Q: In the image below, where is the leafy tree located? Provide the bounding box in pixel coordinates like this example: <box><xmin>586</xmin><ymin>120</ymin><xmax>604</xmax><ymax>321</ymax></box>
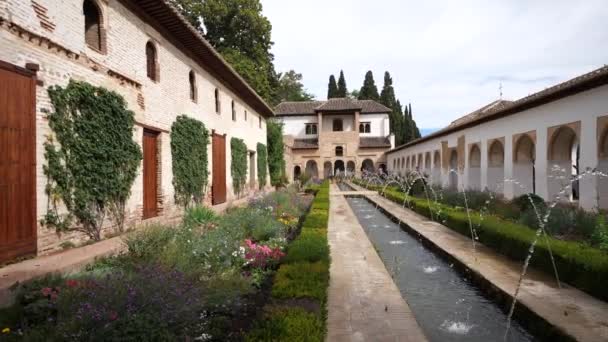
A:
<box><xmin>349</xmin><ymin>89</ymin><xmax>360</xmax><ymax>99</ymax></box>
<box><xmin>267</xmin><ymin>120</ymin><xmax>286</xmax><ymax>187</ymax></box>
<box><xmin>358</xmin><ymin>71</ymin><xmax>380</xmax><ymax>101</ymax></box>
<box><xmin>327</xmin><ymin>75</ymin><xmax>338</xmax><ymax>99</ymax></box>
<box><xmin>276</xmin><ymin>70</ymin><xmax>314</xmax><ymax>102</ymax></box>
<box><xmin>337</xmin><ymin>70</ymin><xmax>348</xmax><ymax>97</ymax></box>
<box><xmin>170</xmin><ymin>115</ymin><xmax>209</xmax><ymax>208</ymax></box>
<box><xmin>42</xmin><ymin>80</ymin><xmax>142</xmax><ymax>240</ymax></box>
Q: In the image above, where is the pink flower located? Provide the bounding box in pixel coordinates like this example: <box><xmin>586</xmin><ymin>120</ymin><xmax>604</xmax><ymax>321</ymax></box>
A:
<box><xmin>41</xmin><ymin>287</ymin><xmax>53</xmax><ymax>297</ymax></box>
<box><xmin>65</xmin><ymin>279</ymin><xmax>79</xmax><ymax>288</ymax></box>
<box><xmin>108</xmin><ymin>311</ymin><xmax>118</xmax><ymax>321</ymax></box>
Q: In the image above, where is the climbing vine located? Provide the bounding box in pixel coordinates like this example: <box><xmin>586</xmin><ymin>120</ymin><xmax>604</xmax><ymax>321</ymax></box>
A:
<box><xmin>170</xmin><ymin>115</ymin><xmax>210</xmax><ymax>208</ymax></box>
<box><xmin>256</xmin><ymin>143</ymin><xmax>268</xmax><ymax>189</ymax></box>
<box><xmin>230</xmin><ymin>137</ymin><xmax>248</xmax><ymax>197</ymax></box>
<box><xmin>267</xmin><ymin>119</ymin><xmax>286</xmax><ymax>187</ymax></box>
<box><xmin>42</xmin><ymin>80</ymin><xmax>142</xmax><ymax>240</ymax></box>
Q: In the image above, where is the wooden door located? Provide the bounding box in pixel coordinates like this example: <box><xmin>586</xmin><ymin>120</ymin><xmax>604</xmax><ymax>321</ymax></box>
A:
<box><xmin>0</xmin><ymin>62</ymin><xmax>37</xmax><ymax>263</ymax></box>
<box><xmin>212</xmin><ymin>133</ymin><xmax>227</xmax><ymax>205</ymax></box>
<box><xmin>143</xmin><ymin>129</ymin><xmax>159</xmax><ymax>219</ymax></box>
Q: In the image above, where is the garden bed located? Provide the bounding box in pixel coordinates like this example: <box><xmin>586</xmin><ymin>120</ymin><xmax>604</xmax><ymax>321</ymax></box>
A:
<box><xmin>0</xmin><ymin>187</ymin><xmax>314</xmax><ymax>341</ymax></box>
<box><xmin>352</xmin><ymin>179</ymin><xmax>608</xmax><ymax>302</ymax></box>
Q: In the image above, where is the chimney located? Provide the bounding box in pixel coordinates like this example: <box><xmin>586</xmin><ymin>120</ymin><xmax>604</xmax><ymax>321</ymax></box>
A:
<box><xmin>389</xmin><ymin>133</ymin><xmax>395</xmax><ymax>149</ymax></box>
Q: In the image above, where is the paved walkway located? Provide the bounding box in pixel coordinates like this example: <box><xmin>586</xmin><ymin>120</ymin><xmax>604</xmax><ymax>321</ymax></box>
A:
<box><xmin>348</xmin><ymin>182</ymin><xmax>608</xmax><ymax>342</ymax></box>
<box><xmin>326</xmin><ymin>184</ymin><xmax>427</xmax><ymax>342</ymax></box>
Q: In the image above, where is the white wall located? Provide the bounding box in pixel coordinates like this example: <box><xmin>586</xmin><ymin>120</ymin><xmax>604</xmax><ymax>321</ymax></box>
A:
<box><xmin>281</xmin><ymin>115</ymin><xmax>318</xmax><ymax>138</ymax></box>
<box><xmin>322</xmin><ymin>114</ymin><xmax>354</xmax><ymax>132</ymax></box>
<box><xmin>359</xmin><ymin>113</ymin><xmax>389</xmax><ymax>137</ymax></box>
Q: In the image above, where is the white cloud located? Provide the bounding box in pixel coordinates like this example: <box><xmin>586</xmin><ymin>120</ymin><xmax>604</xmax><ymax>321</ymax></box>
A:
<box><xmin>261</xmin><ymin>0</ymin><xmax>608</xmax><ymax>128</ymax></box>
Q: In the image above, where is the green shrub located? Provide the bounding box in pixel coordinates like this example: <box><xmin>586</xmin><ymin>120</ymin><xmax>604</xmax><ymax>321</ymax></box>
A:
<box><xmin>272</xmin><ymin>261</ymin><xmax>329</xmax><ymax>302</ymax></box>
<box><xmin>246</xmin><ymin>307</ymin><xmax>325</xmax><ymax>342</ymax></box>
<box><xmin>183</xmin><ymin>205</ymin><xmax>217</xmax><ymax>228</ymax></box>
<box><xmin>511</xmin><ymin>193</ymin><xmax>545</xmax><ymax>212</ymax></box>
<box><xmin>302</xmin><ymin>211</ymin><xmax>329</xmax><ymax>229</ymax></box>
<box><xmin>124</xmin><ymin>224</ymin><xmax>176</xmax><ymax>261</ymax></box>
<box><xmin>592</xmin><ymin>215</ymin><xmax>608</xmax><ymax>251</ymax></box>
<box><xmin>284</xmin><ymin>232</ymin><xmax>329</xmax><ymax>264</ymax></box>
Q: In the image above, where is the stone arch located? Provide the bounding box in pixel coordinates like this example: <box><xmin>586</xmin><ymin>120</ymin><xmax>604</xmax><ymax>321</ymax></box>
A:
<box><xmin>417</xmin><ymin>153</ymin><xmax>423</xmax><ymax>169</ymax></box>
<box><xmin>293</xmin><ymin>165</ymin><xmax>301</xmax><ymax>180</ymax></box>
<box><xmin>334</xmin><ymin>160</ymin><xmax>345</xmax><ymax>175</ymax></box>
<box><xmin>401</xmin><ymin>157</ymin><xmax>405</xmax><ymax>170</ymax></box>
<box><xmin>425</xmin><ymin>152</ymin><xmax>431</xmax><ymax>170</ymax></box>
<box><xmin>513</xmin><ymin>134</ymin><xmax>536</xmax><ymax>196</ymax></box>
<box><xmin>432</xmin><ymin>150</ymin><xmax>441</xmax><ymax>184</ymax></box>
<box><xmin>548</xmin><ymin>126</ymin><xmax>579</xmax><ymax>201</ymax></box>
<box><xmin>347</xmin><ymin>161</ymin><xmax>356</xmax><ymax>173</ymax></box>
<box><xmin>449</xmin><ymin>149</ymin><xmax>458</xmax><ymax>190</ymax></box>
<box><xmin>323</xmin><ymin>161</ymin><xmax>332</xmax><ymax>178</ymax></box>
<box><xmin>361</xmin><ymin>159</ymin><xmax>374</xmax><ymax>173</ymax></box>
<box><xmin>393</xmin><ymin>158</ymin><xmax>396</xmax><ymax>170</ymax></box>
<box><xmin>305</xmin><ymin>160</ymin><xmax>318</xmax><ymax>179</ymax></box>
<box><xmin>83</xmin><ymin>0</ymin><xmax>106</xmax><ymax>53</ymax></box>
<box><xmin>406</xmin><ymin>156</ymin><xmax>410</xmax><ymax>170</ymax></box>
<box><xmin>468</xmin><ymin>144</ymin><xmax>481</xmax><ymax>190</ymax></box>
<box><xmin>487</xmin><ymin>140</ymin><xmax>505</xmax><ymax>194</ymax></box>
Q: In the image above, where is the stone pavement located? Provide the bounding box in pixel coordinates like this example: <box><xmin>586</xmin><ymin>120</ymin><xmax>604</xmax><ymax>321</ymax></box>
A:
<box><xmin>326</xmin><ymin>184</ymin><xmax>428</xmax><ymax>342</ymax></box>
<box><xmin>348</xmin><ymin>182</ymin><xmax>608</xmax><ymax>342</ymax></box>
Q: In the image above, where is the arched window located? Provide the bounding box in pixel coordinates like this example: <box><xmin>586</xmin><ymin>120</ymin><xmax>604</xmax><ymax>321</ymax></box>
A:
<box><xmin>231</xmin><ymin>100</ymin><xmax>236</xmax><ymax>121</ymax></box>
<box><xmin>359</xmin><ymin>122</ymin><xmax>371</xmax><ymax>133</ymax></box>
<box><xmin>244</xmin><ymin>110</ymin><xmax>248</xmax><ymax>121</ymax></box>
<box><xmin>333</xmin><ymin>119</ymin><xmax>343</xmax><ymax>132</ymax></box>
<box><xmin>146</xmin><ymin>41</ymin><xmax>158</xmax><ymax>81</ymax></box>
<box><xmin>335</xmin><ymin>146</ymin><xmax>343</xmax><ymax>156</ymax></box>
<box><xmin>214</xmin><ymin>88</ymin><xmax>221</xmax><ymax>114</ymax></box>
<box><xmin>83</xmin><ymin>0</ymin><xmax>103</xmax><ymax>52</ymax></box>
<box><xmin>189</xmin><ymin>70</ymin><xmax>197</xmax><ymax>102</ymax></box>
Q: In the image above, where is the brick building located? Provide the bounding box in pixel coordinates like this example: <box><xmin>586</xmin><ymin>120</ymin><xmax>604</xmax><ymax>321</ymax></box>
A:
<box><xmin>0</xmin><ymin>0</ymin><xmax>273</xmax><ymax>261</ymax></box>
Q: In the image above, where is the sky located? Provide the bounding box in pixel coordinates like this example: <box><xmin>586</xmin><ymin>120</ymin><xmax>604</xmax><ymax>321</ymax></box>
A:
<box><xmin>260</xmin><ymin>0</ymin><xmax>608</xmax><ymax>131</ymax></box>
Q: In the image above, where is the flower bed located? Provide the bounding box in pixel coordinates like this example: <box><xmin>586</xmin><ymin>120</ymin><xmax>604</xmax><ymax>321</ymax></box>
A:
<box><xmin>246</xmin><ymin>180</ymin><xmax>330</xmax><ymax>341</ymax></box>
<box><xmin>0</xmin><ymin>187</ymin><xmax>312</xmax><ymax>340</ymax></box>
<box><xmin>352</xmin><ymin>179</ymin><xmax>608</xmax><ymax>302</ymax></box>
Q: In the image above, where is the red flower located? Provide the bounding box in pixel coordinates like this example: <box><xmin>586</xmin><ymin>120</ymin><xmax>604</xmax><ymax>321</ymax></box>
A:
<box><xmin>41</xmin><ymin>287</ymin><xmax>53</xmax><ymax>297</ymax></box>
<box><xmin>108</xmin><ymin>311</ymin><xmax>118</xmax><ymax>321</ymax></box>
<box><xmin>65</xmin><ymin>279</ymin><xmax>79</xmax><ymax>288</ymax></box>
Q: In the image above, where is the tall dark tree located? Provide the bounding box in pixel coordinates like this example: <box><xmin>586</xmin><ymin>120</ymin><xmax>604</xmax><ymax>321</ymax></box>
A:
<box><xmin>276</xmin><ymin>70</ymin><xmax>314</xmax><ymax>102</ymax></box>
<box><xmin>380</xmin><ymin>72</ymin><xmax>398</xmax><ymax>135</ymax></box>
<box><xmin>327</xmin><ymin>75</ymin><xmax>338</xmax><ymax>99</ymax></box>
<box><xmin>337</xmin><ymin>70</ymin><xmax>348</xmax><ymax>98</ymax></box>
<box><xmin>358</xmin><ymin>71</ymin><xmax>380</xmax><ymax>101</ymax></box>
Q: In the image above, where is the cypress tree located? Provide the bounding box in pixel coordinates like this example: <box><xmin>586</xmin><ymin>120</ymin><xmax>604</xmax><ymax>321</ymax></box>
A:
<box><xmin>380</xmin><ymin>72</ymin><xmax>401</xmax><ymax>140</ymax></box>
<box><xmin>337</xmin><ymin>70</ymin><xmax>348</xmax><ymax>97</ymax></box>
<box><xmin>327</xmin><ymin>75</ymin><xmax>338</xmax><ymax>99</ymax></box>
<box><xmin>358</xmin><ymin>71</ymin><xmax>379</xmax><ymax>101</ymax></box>
<box><xmin>402</xmin><ymin>104</ymin><xmax>412</xmax><ymax>143</ymax></box>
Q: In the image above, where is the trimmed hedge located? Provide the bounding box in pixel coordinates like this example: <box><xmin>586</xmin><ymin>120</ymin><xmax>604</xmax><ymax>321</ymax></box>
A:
<box><xmin>247</xmin><ymin>181</ymin><xmax>330</xmax><ymax>340</ymax></box>
<box><xmin>353</xmin><ymin>179</ymin><xmax>608</xmax><ymax>302</ymax></box>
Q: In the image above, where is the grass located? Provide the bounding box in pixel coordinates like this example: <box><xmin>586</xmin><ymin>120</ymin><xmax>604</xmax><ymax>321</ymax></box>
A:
<box><xmin>354</xmin><ymin>179</ymin><xmax>608</xmax><ymax>302</ymax></box>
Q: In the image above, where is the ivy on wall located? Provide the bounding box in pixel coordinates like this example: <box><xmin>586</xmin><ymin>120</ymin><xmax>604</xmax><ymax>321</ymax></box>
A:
<box><xmin>42</xmin><ymin>80</ymin><xmax>142</xmax><ymax>240</ymax></box>
<box><xmin>267</xmin><ymin>120</ymin><xmax>287</xmax><ymax>187</ymax></box>
<box><xmin>256</xmin><ymin>143</ymin><xmax>268</xmax><ymax>189</ymax></box>
<box><xmin>170</xmin><ymin>115</ymin><xmax>210</xmax><ymax>208</ymax></box>
<box><xmin>230</xmin><ymin>137</ymin><xmax>248</xmax><ymax>197</ymax></box>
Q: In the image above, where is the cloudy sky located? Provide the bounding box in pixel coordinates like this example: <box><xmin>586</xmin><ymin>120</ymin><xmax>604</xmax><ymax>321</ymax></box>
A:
<box><xmin>261</xmin><ymin>0</ymin><xmax>608</xmax><ymax>132</ymax></box>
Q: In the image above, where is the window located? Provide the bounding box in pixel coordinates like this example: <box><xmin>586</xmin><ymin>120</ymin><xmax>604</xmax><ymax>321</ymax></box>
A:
<box><xmin>83</xmin><ymin>0</ymin><xmax>103</xmax><ymax>52</ymax></box>
<box><xmin>146</xmin><ymin>41</ymin><xmax>158</xmax><ymax>81</ymax></box>
<box><xmin>231</xmin><ymin>100</ymin><xmax>236</xmax><ymax>121</ymax></box>
<box><xmin>332</xmin><ymin>119</ymin><xmax>343</xmax><ymax>132</ymax></box>
<box><xmin>189</xmin><ymin>70</ymin><xmax>197</xmax><ymax>102</ymax></box>
<box><xmin>259</xmin><ymin>116</ymin><xmax>262</xmax><ymax>128</ymax></box>
<box><xmin>305</xmin><ymin>123</ymin><xmax>318</xmax><ymax>135</ymax></box>
<box><xmin>359</xmin><ymin>122</ymin><xmax>371</xmax><ymax>133</ymax></box>
<box><xmin>244</xmin><ymin>110</ymin><xmax>248</xmax><ymax>121</ymax></box>
<box><xmin>214</xmin><ymin>88</ymin><xmax>220</xmax><ymax>114</ymax></box>
<box><xmin>335</xmin><ymin>146</ymin><xmax>344</xmax><ymax>157</ymax></box>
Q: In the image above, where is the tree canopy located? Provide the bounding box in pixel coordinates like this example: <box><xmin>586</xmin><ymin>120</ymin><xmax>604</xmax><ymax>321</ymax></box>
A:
<box><xmin>358</xmin><ymin>71</ymin><xmax>380</xmax><ymax>101</ymax></box>
<box><xmin>327</xmin><ymin>75</ymin><xmax>338</xmax><ymax>99</ymax></box>
<box><xmin>337</xmin><ymin>70</ymin><xmax>348</xmax><ymax>98</ymax></box>
<box><xmin>276</xmin><ymin>70</ymin><xmax>315</xmax><ymax>103</ymax></box>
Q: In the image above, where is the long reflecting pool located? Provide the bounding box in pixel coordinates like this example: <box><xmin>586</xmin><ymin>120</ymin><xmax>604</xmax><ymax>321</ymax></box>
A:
<box><xmin>345</xmin><ymin>196</ymin><xmax>535</xmax><ymax>342</ymax></box>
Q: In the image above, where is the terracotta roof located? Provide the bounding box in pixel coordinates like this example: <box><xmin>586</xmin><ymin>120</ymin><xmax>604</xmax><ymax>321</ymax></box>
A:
<box><xmin>292</xmin><ymin>138</ymin><xmax>319</xmax><ymax>149</ymax></box>
<box><xmin>275</xmin><ymin>98</ymin><xmax>391</xmax><ymax>116</ymax></box>
<box><xmin>360</xmin><ymin>137</ymin><xmax>391</xmax><ymax>148</ymax></box>
<box><xmin>118</xmin><ymin>0</ymin><xmax>274</xmax><ymax>117</ymax></box>
<box><xmin>388</xmin><ymin>64</ymin><xmax>608</xmax><ymax>154</ymax></box>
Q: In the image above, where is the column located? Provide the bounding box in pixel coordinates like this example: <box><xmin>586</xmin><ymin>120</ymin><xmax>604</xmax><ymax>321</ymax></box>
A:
<box><xmin>579</xmin><ymin>117</ymin><xmax>598</xmax><ymax>210</ymax></box>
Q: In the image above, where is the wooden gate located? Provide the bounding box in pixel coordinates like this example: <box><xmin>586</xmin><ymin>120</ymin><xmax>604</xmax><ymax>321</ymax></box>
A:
<box><xmin>212</xmin><ymin>132</ymin><xmax>227</xmax><ymax>205</ymax></box>
<box><xmin>0</xmin><ymin>61</ymin><xmax>37</xmax><ymax>263</ymax></box>
<box><xmin>143</xmin><ymin>129</ymin><xmax>159</xmax><ymax>219</ymax></box>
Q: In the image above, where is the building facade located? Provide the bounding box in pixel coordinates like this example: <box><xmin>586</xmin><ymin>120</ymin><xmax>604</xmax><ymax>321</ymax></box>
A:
<box><xmin>385</xmin><ymin>66</ymin><xmax>608</xmax><ymax>211</ymax></box>
<box><xmin>0</xmin><ymin>0</ymin><xmax>273</xmax><ymax>261</ymax></box>
<box><xmin>276</xmin><ymin>98</ymin><xmax>394</xmax><ymax>181</ymax></box>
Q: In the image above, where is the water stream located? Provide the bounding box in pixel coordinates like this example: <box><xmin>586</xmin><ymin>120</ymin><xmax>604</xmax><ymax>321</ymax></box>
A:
<box><xmin>344</xmin><ymin>194</ymin><xmax>536</xmax><ymax>342</ymax></box>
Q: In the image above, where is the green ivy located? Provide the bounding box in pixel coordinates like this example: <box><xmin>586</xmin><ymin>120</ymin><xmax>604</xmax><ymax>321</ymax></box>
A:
<box><xmin>42</xmin><ymin>80</ymin><xmax>142</xmax><ymax>240</ymax></box>
<box><xmin>256</xmin><ymin>143</ymin><xmax>268</xmax><ymax>189</ymax></box>
<box><xmin>267</xmin><ymin>120</ymin><xmax>286</xmax><ymax>187</ymax></box>
<box><xmin>170</xmin><ymin>115</ymin><xmax>210</xmax><ymax>208</ymax></box>
<box><xmin>230</xmin><ymin>137</ymin><xmax>248</xmax><ymax>197</ymax></box>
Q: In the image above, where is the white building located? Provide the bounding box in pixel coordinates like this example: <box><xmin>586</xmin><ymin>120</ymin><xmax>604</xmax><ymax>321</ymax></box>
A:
<box><xmin>0</xmin><ymin>0</ymin><xmax>273</xmax><ymax>260</ymax></box>
<box><xmin>386</xmin><ymin>66</ymin><xmax>608</xmax><ymax>211</ymax></box>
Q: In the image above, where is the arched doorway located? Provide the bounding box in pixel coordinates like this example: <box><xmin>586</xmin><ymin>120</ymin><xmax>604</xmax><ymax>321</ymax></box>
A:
<box><xmin>347</xmin><ymin>161</ymin><xmax>356</xmax><ymax>173</ymax></box>
<box><xmin>305</xmin><ymin>160</ymin><xmax>318</xmax><ymax>179</ymax></box>
<box><xmin>432</xmin><ymin>150</ymin><xmax>441</xmax><ymax>184</ymax></box>
<box><xmin>468</xmin><ymin>145</ymin><xmax>481</xmax><ymax>190</ymax></box>
<box><xmin>449</xmin><ymin>150</ymin><xmax>458</xmax><ymax>190</ymax></box>
<box><xmin>548</xmin><ymin>126</ymin><xmax>579</xmax><ymax>201</ymax></box>
<box><xmin>513</xmin><ymin>134</ymin><xmax>535</xmax><ymax>196</ymax></box>
<box><xmin>334</xmin><ymin>160</ymin><xmax>345</xmax><ymax>175</ymax></box>
<box><xmin>293</xmin><ymin>165</ymin><xmax>301</xmax><ymax>181</ymax></box>
<box><xmin>379</xmin><ymin>164</ymin><xmax>387</xmax><ymax>174</ymax></box>
<box><xmin>487</xmin><ymin>140</ymin><xmax>505</xmax><ymax>194</ymax></box>
<box><xmin>425</xmin><ymin>152</ymin><xmax>431</xmax><ymax>173</ymax></box>
<box><xmin>599</xmin><ymin>127</ymin><xmax>608</xmax><ymax>209</ymax></box>
<box><xmin>361</xmin><ymin>159</ymin><xmax>374</xmax><ymax>173</ymax></box>
<box><xmin>406</xmin><ymin>156</ymin><xmax>410</xmax><ymax>171</ymax></box>
<box><xmin>323</xmin><ymin>161</ymin><xmax>333</xmax><ymax>179</ymax></box>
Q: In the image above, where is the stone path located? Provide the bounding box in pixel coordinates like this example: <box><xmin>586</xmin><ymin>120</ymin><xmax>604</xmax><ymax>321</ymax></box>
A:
<box><xmin>348</xmin><ymin>182</ymin><xmax>608</xmax><ymax>342</ymax></box>
<box><xmin>326</xmin><ymin>184</ymin><xmax>427</xmax><ymax>342</ymax></box>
